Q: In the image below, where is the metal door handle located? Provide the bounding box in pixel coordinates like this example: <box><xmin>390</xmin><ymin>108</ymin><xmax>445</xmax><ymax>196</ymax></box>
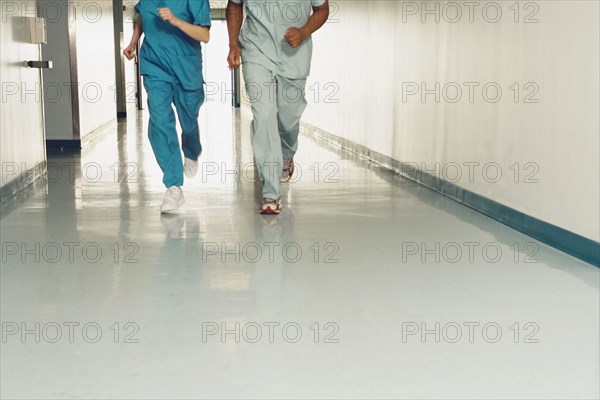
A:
<box><xmin>26</xmin><ymin>61</ymin><xmax>53</xmax><ymax>69</ymax></box>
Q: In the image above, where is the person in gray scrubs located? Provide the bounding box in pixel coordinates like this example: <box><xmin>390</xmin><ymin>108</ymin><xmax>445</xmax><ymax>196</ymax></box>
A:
<box><xmin>226</xmin><ymin>0</ymin><xmax>329</xmax><ymax>215</ymax></box>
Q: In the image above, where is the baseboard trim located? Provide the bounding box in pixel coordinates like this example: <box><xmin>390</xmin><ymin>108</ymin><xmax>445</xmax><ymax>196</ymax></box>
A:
<box><xmin>81</xmin><ymin>119</ymin><xmax>118</xmax><ymax>149</ymax></box>
<box><xmin>46</xmin><ymin>119</ymin><xmax>118</xmax><ymax>150</ymax></box>
<box><xmin>46</xmin><ymin>140</ymin><xmax>81</xmax><ymax>149</ymax></box>
<box><xmin>0</xmin><ymin>161</ymin><xmax>47</xmax><ymax>204</ymax></box>
<box><xmin>301</xmin><ymin>122</ymin><xmax>600</xmax><ymax>268</ymax></box>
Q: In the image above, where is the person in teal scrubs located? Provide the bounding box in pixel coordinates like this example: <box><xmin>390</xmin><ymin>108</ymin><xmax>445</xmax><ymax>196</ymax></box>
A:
<box><xmin>124</xmin><ymin>0</ymin><xmax>211</xmax><ymax>213</ymax></box>
<box><xmin>226</xmin><ymin>0</ymin><xmax>329</xmax><ymax>215</ymax></box>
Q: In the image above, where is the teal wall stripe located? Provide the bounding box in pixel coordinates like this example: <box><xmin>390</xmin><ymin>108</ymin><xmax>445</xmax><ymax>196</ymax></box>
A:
<box><xmin>301</xmin><ymin>122</ymin><xmax>600</xmax><ymax>268</ymax></box>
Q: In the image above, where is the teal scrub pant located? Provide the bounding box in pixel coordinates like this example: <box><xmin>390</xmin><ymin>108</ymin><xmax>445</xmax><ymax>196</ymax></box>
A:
<box><xmin>242</xmin><ymin>62</ymin><xmax>308</xmax><ymax>200</ymax></box>
<box><xmin>143</xmin><ymin>77</ymin><xmax>205</xmax><ymax>188</ymax></box>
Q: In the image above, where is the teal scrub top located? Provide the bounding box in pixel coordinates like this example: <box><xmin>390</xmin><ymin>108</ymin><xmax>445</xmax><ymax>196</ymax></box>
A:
<box><xmin>135</xmin><ymin>0</ymin><xmax>211</xmax><ymax>90</ymax></box>
<box><xmin>229</xmin><ymin>0</ymin><xmax>326</xmax><ymax>79</ymax></box>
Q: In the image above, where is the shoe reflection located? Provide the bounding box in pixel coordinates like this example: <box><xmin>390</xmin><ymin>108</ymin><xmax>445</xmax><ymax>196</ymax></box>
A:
<box><xmin>160</xmin><ymin>214</ymin><xmax>186</xmax><ymax>237</ymax></box>
<box><xmin>160</xmin><ymin>212</ymin><xmax>201</xmax><ymax>239</ymax></box>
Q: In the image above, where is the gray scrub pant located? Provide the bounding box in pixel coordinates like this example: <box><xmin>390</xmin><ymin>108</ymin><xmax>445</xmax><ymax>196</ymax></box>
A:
<box><xmin>242</xmin><ymin>62</ymin><xmax>308</xmax><ymax>200</ymax></box>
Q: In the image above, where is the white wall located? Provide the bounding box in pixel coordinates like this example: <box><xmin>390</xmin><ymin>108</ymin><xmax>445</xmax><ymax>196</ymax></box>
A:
<box><xmin>1</xmin><ymin>0</ymin><xmax>46</xmax><ymax>187</ymax></box>
<box><xmin>304</xmin><ymin>0</ymin><xmax>599</xmax><ymax>242</ymax></box>
<box><xmin>75</xmin><ymin>0</ymin><xmax>117</xmax><ymax>137</ymax></box>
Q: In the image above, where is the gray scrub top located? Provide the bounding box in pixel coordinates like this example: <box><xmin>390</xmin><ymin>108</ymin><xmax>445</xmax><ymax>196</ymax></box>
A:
<box><xmin>229</xmin><ymin>0</ymin><xmax>327</xmax><ymax>79</ymax></box>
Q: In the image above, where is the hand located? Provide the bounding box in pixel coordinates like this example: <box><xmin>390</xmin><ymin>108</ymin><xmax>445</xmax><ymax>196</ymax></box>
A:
<box><xmin>285</xmin><ymin>27</ymin><xmax>308</xmax><ymax>48</ymax></box>
<box><xmin>227</xmin><ymin>46</ymin><xmax>242</xmax><ymax>69</ymax></box>
<box><xmin>123</xmin><ymin>45</ymin><xmax>136</xmax><ymax>60</ymax></box>
<box><xmin>158</xmin><ymin>8</ymin><xmax>181</xmax><ymax>27</ymax></box>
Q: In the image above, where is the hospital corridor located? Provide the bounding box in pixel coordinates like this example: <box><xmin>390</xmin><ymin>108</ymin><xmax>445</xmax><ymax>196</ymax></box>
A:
<box><xmin>1</xmin><ymin>1</ymin><xmax>599</xmax><ymax>399</ymax></box>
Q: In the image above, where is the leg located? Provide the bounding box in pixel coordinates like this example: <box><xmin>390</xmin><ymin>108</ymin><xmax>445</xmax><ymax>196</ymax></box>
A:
<box><xmin>276</xmin><ymin>75</ymin><xmax>308</xmax><ymax>160</ymax></box>
<box><xmin>242</xmin><ymin>62</ymin><xmax>282</xmax><ymax>200</ymax></box>
<box><xmin>173</xmin><ymin>83</ymin><xmax>205</xmax><ymax>162</ymax></box>
<box><xmin>143</xmin><ymin>78</ymin><xmax>183</xmax><ymax>188</ymax></box>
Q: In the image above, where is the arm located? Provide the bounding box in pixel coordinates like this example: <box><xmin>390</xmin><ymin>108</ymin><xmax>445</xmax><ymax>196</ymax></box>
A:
<box><xmin>226</xmin><ymin>1</ymin><xmax>244</xmax><ymax>69</ymax></box>
<box><xmin>285</xmin><ymin>1</ymin><xmax>330</xmax><ymax>48</ymax></box>
<box><xmin>158</xmin><ymin>8</ymin><xmax>210</xmax><ymax>43</ymax></box>
<box><xmin>123</xmin><ymin>16</ymin><xmax>143</xmax><ymax>60</ymax></box>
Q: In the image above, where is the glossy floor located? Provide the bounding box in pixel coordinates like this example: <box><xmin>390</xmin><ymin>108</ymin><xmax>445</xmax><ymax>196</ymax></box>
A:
<box><xmin>1</xmin><ymin>104</ymin><xmax>599</xmax><ymax>399</ymax></box>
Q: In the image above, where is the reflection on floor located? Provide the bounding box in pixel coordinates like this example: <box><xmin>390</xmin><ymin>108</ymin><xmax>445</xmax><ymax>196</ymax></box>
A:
<box><xmin>1</xmin><ymin>103</ymin><xmax>599</xmax><ymax>399</ymax></box>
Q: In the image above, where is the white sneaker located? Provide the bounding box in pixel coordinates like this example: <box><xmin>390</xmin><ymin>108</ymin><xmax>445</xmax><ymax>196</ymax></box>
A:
<box><xmin>184</xmin><ymin>158</ymin><xmax>198</xmax><ymax>178</ymax></box>
<box><xmin>161</xmin><ymin>186</ymin><xmax>185</xmax><ymax>213</ymax></box>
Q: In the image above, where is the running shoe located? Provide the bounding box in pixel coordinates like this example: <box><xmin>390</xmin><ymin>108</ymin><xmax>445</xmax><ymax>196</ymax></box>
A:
<box><xmin>184</xmin><ymin>158</ymin><xmax>198</xmax><ymax>178</ymax></box>
<box><xmin>281</xmin><ymin>158</ymin><xmax>295</xmax><ymax>183</ymax></box>
<box><xmin>260</xmin><ymin>197</ymin><xmax>282</xmax><ymax>215</ymax></box>
<box><xmin>161</xmin><ymin>186</ymin><xmax>185</xmax><ymax>213</ymax></box>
